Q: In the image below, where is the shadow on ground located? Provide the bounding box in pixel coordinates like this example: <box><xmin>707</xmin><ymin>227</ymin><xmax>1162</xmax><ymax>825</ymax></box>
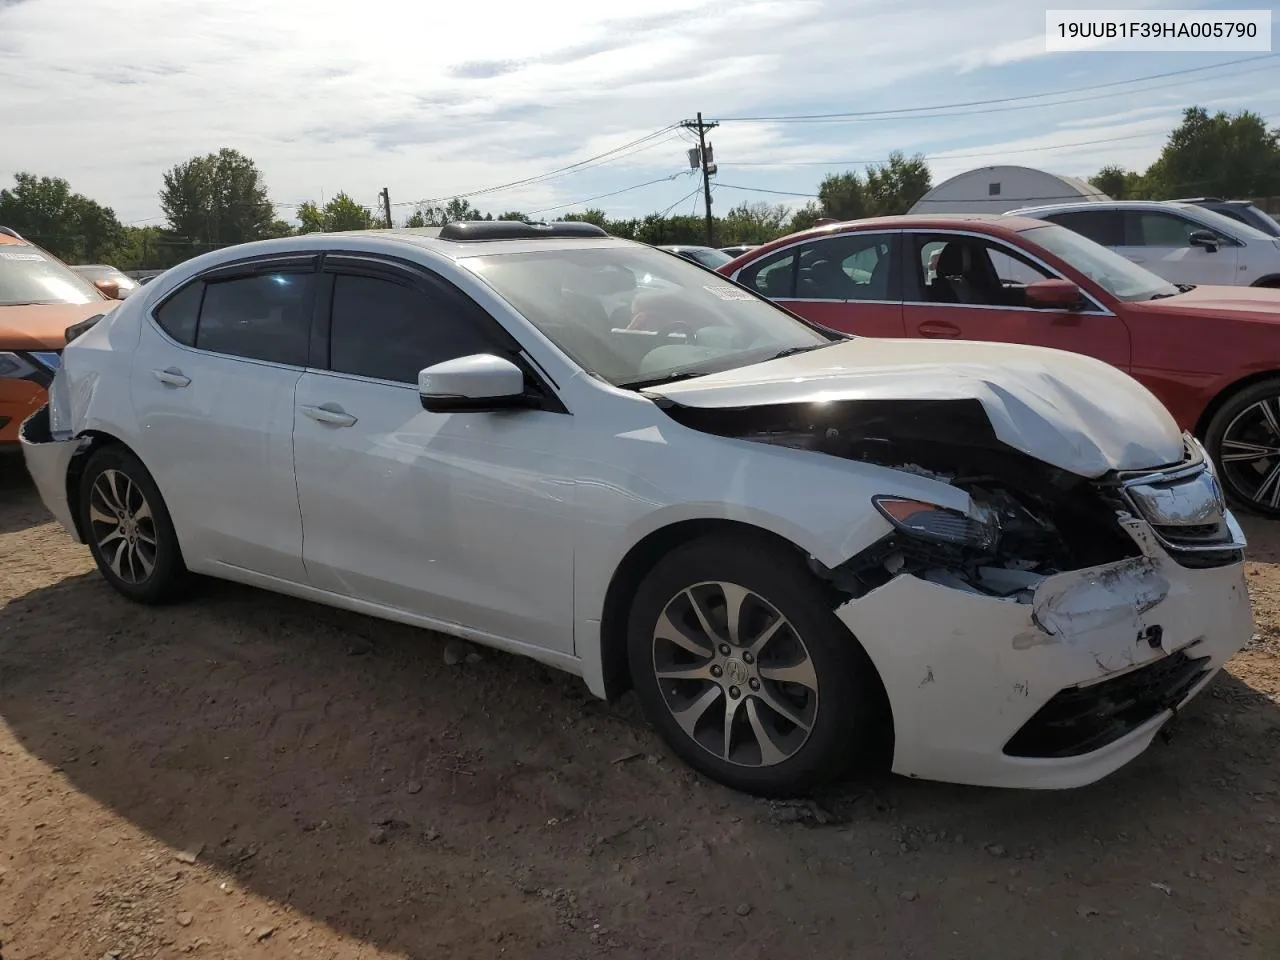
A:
<box><xmin>1</xmin><ymin>470</ymin><xmax>1278</xmax><ymax>957</ymax></box>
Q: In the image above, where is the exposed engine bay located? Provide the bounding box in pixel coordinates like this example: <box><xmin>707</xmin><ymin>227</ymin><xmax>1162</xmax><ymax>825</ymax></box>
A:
<box><xmin>655</xmin><ymin>396</ymin><xmax>1153</xmax><ymax>601</ymax></box>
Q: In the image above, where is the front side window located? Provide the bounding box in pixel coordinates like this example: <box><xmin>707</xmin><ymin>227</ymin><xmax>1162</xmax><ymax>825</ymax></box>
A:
<box><xmin>1123</xmin><ymin>211</ymin><xmax>1204</xmax><ymax>248</ymax></box>
<box><xmin>195</xmin><ymin>272</ymin><xmax>313</xmax><ymax>366</ymax></box>
<box><xmin>0</xmin><ymin>245</ymin><xmax>105</xmax><ymax>307</ymax></box>
<box><xmin>909</xmin><ymin>234</ymin><xmax>1053</xmax><ymax>307</ymax></box>
<box><xmin>327</xmin><ymin>273</ymin><xmax>496</xmax><ymax>384</ymax></box>
<box><xmin>462</xmin><ymin>245</ymin><xmax>834</xmax><ymax>388</ymax></box>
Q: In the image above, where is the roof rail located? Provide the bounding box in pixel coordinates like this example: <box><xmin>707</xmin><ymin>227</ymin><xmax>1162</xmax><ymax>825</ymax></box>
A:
<box><xmin>1175</xmin><ymin>197</ymin><xmax>1223</xmax><ymax>203</ymax></box>
<box><xmin>436</xmin><ymin>220</ymin><xmax>609</xmax><ymax>242</ymax></box>
<box><xmin>0</xmin><ymin>226</ymin><xmax>25</xmax><ymax>240</ymax></box>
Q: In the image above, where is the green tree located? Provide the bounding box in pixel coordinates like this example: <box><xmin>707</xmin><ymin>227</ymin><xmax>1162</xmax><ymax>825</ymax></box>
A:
<box><xmin>788</xmin><ymin>201</ymin><xmax>824</xmax><ymax>233</ymax></box>
<box><xmin>0</xmin><ymin>173</ymin><xmax>124</xmax><ymax>262</ymax></box>
<box><xmin>295</xmin><ymin>192</ymin><xmax>376</xmax><ymax>233</ymax></box>
<box><xmin>1089</xmin><ymin>164</ymin><xmax>1129</xmax><ymax>199</ymax></box>
<box><xmin>721</xmin><ymin>202</ymin><xmax>791</xmax><ymax>243</ymax></box>
<box><xmin>407</xmin><ymin>198</ymin><xmax>491</xmax><ymax>226</ymax></box>
<box><xmin>496</xmin><ymin>210</ymin><xmax>527</xmax><ymax>221</ymax></box>
<box><xmin>1150</xmin><ymin>106</ymin><xmax>1280</xmax><ymax>198</ymax></box>
<box><xmin>863</xmin><ymin>152</ymin><xmax>931</xmax><ymax>215</ymax></box>
<box><xmin>159</xmin><ymin>148</ymin><xmax>278</xmax><ymax>251</ymax></box>
<box><xmin>817</xmin><ymin>171</ymin><xmax>867</xmax><ymax>220</ymax></box>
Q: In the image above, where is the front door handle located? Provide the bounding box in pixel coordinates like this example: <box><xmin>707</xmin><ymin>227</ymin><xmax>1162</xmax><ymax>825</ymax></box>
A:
<box><xmin>152</xmin><ymin>367</ymin><xmax>191</xmax><ymax>388</ymax></box>
<box><xmin>299</xmin><ymin>403</ymin><xmax>357</xmax><ymax>427</ymax></box>
<box><xmin>917</xmin><ymin>319</ymin><xmax>961</xmax><ymax>338</ymax></box>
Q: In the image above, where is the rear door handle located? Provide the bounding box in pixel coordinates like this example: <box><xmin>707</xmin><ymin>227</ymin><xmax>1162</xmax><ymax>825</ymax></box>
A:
<box><xmin>299</xmin><ymin>403</ymin><xmax>357</xmax><ymax>427</ymax></box>
<box><xmin>917</xmin><ymin>320</ymin><xmax>961</xmax><ymax>338</ymax></box>
<box><xmin>152</xmin><ymin>367</ymin><xmax>190</xmax><ymax>388</ymax></box>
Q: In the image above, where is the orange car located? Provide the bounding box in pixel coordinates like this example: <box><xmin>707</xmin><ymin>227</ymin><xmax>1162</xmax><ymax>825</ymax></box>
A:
<box><xmin>0</xmin><ymin>228</ymin><xmax>124</xmax><ymax>448</ymax></box>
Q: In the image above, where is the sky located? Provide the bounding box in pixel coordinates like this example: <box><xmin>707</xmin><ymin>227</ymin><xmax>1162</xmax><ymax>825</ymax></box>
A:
<box><xmin>1</xmin><ymin>0</ymin><xmax>1278</xmax><ymax>227</ymax></box>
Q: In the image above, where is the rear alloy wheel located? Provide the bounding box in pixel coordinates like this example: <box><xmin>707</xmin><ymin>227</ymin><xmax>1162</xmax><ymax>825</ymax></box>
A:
<box><xmin>627</xmin><ymin>534</ymin><xmax>889</xmax><ymax>796</ymax></box>
<box><xmin>1205</xmin><ymin>379</ymin><xmax>1280</xmax><ymax>518</ymax></box>
<box><xmin>79</xmin><ymin>446</ymin><xmax>188</xmax><ymax>603</ymax></box>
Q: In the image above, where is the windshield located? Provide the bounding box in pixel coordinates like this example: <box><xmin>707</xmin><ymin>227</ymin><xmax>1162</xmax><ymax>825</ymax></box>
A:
<box><xmin>1246</xmin><ymin>205</ymin><xmax>1280</xmax><ymax>237</ymax></box>
<box><xmin>1018</xmin><ymin>223</ymin><xmax>1178</xmax><ymax>302</ymax></box>
<box><xmin>463</xmin><ymin>245</ymin><xmax>834</xmax><ymax>387</ymax></box>
<box><xmin>1176</xmin><ymin>204</ymin><xmax>1274</xmax><ymax>243</ymax></box>
<box><xmin>0</xmin><ymin>247</ymin><xmax>105</xmax><ymax>307</ymax></box>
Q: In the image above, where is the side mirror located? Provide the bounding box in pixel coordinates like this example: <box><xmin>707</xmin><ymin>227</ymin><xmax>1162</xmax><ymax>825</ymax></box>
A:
<box><xmin>93</xmin><ymin>278</ymin><xmax>128</xmax><ymax>300</ymax></box>
<box><xmin>418</xmin><ymin>354</ymin><xmax>535</xmax><ymax>413</ymax></box>
<box><xmin>1188</xmin><ymin>230</ymin><xmax>1220</xmax><ymax>252</ymax></box>
<box><xmin>1024</xmin><ymin>278</ymin><xmax>1083</xmax><ymax>310</ymax></box>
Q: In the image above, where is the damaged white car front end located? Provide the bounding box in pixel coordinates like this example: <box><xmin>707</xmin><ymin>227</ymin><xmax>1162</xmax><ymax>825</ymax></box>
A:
<box><xmin>829</xmin><ymin>441</ymin><xmax>1250</xmax><ymax>788</ymax></box>
<box><xmin>648</xmin><ymin>340</ymin><xmax>1252</xmax><ymax>789</ymax></box>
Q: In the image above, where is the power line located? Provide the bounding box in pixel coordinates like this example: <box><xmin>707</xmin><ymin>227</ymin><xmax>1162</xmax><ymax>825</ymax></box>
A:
<box><xmin>394</xmin><ymin>125</ymin><xmax>680</xmax><ymax>208</ymax></box>
<box><xmin>716</xmin><ymin>183</ymin><xmax>820</xmax><ymax>198</ymax></box>
<box><xmin>657</xmin><ymin>184</ymin><xmax>707</xmax><ymax>219</ymax></box>
<box><xmin>713</xmin><ymin>54</ymin><xmax>1276</xmax><ymax>123</ymax></box>
<box><xmin>526</xmin><ymin>171</ymin><xmax>692</xmax><ymax>216</ymax></box>
<box><xmin>718</xmin><ymin>132</ymin><xmax>1158</xmax><ymax>167</ymax></box>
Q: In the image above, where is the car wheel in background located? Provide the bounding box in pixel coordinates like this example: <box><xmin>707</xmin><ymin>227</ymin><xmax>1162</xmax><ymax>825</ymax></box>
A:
<box><xmin>79</xmin><ymin>445</ymin><xmax>189</xmax><ymax>603</ymax></box>
<box><xmin>626</xmin><ymin>532</ymin><xmax>891</xmax><ymax>796</ymax></box>
<box><xmin>1204</xmin><ymin>377</ymin><xmax>1280</xmax><ymax>519</ymax></box>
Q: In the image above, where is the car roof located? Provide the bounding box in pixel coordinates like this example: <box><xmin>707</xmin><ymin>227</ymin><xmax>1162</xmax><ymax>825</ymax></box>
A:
<box><xmin>1011</xmin><ymin>200</ymin><xmax>1198</xmax><ymax>214</ymax></box>
<box><xmin>729</xmin><ymin>214</ymin><xmax>1051</xmax><ymax>261</ymax></box>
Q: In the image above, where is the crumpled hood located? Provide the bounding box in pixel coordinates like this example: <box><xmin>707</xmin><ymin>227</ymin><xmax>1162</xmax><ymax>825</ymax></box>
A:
<box><xmin>644</xmin><ymin>338</ymin><xmax>1184</xmax><ymax>478</ymax></box>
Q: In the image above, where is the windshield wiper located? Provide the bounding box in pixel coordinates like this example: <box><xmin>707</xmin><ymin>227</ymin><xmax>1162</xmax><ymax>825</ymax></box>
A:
<box><xmin>1149</xmin><ymin>283</ymin><xmax>1196</xmax><ymax>301</ymax></box>
<box><xmin>764</xmin><ymin>342</ymin><xmax>838</xmax><ymax>362</ymax></box>
<box><xmin>620</xmin><ymin>369</ymin><xmax>716</xmax><ymax>389</ymax></box>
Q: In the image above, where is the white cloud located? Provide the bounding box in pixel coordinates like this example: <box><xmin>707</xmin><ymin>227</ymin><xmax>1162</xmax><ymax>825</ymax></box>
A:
<box><xmin>0</xmin><ymin>0</ymin><xmax>1274</xmax><ymax>225</ymax></box>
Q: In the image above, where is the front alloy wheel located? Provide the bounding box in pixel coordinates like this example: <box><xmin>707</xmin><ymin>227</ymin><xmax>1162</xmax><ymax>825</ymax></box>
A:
<box><xmin>627</xmin><ymin>534</ymin><xmax>890</xmax><ymax>796</ymax></box>
<box><xmin>653</xmin><ymin>582</ymin><xmax>819</xmax><ymax>768</ymax></box>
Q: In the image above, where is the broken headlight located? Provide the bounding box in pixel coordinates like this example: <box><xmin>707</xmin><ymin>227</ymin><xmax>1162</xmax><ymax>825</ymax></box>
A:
<box><xmin>872</xmin><ymin>496</ymin><xmax>999</xmax><ymax>552</ymax></box>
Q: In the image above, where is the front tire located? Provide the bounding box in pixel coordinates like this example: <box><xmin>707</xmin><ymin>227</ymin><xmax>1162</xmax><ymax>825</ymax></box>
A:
<box><xmin>1204</xmin><ymin>377</ymin><xmax>1280</xmax><ymax>518</ymax></box>
<box><xmin>79</xmin><ymin>445</ymin><xmax>188</xmax><ymax>603</ymax></box>
<box><xmin>626</xmin><ymin>533</ymin><xmax>889</xmax><ymax>797</ymax></box>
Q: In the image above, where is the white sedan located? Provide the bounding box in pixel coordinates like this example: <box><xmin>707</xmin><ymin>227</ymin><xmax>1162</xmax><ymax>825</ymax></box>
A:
<box><xmin>20</xmin><ymin>220</ymin><xmax>1253</xmax><ymax>796</ymax></box>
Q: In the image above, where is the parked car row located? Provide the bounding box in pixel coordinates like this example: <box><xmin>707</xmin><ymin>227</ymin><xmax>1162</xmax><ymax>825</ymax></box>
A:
<box><xmin>17</xmin><ymin>218</ymin><xmax>1253</xmax><ymax>798</ymax></box>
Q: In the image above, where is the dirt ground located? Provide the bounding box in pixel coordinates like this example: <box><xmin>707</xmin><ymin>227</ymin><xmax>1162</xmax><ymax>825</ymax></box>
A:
<box><xmin>1</xmin><ymin>456</ymin><xmax>1278</xmax><ymax>960</ymax></box>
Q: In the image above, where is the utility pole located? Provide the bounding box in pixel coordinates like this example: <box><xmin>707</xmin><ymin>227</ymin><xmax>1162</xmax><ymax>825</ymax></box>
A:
<box><xmin>379</xmin><ymin>187</ymin><xmax>393</xmax><ymax>228</ymax></box>
<box><xmin>680</xmin><ymin>112</ymin><xmax>718</xmax><ymax>246</ymax></box>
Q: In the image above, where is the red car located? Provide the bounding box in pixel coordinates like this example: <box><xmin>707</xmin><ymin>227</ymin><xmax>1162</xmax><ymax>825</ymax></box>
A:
<box><xmin>718</xmin><ymin>214</ymin><xmax>1280</xmax><ymax>517</ymax></box>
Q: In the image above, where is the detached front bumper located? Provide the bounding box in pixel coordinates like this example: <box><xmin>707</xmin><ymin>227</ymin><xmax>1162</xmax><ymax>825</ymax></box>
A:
<box><xmin>19</xmin><ymin>404</ymin><xmax>85</xmax><ymax>542</ymax></box>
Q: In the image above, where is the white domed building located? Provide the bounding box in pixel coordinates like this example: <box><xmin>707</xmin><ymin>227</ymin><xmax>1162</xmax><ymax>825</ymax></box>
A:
<box><xmin>909</xmin><ymin>165</ymin><xmax>1110</xmax><ymax>215</ymax></box>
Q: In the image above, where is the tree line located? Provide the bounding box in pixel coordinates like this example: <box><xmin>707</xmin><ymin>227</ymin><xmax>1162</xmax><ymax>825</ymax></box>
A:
<box><xmin>0</xmin><ymin>106</ymin><xmax>1274</xmax><ymax>271</ymax></box>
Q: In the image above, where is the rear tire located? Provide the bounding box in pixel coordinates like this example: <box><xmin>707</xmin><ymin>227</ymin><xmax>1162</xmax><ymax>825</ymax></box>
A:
<box><xmin>626</xmin><ymin>533</ymin><xmax>890</xmax><ymax>797</ymax></box>
<box><xmin>78</xmin><ymin>445</ymin><xmax>189</xmax><ymax>604</ymax></box>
